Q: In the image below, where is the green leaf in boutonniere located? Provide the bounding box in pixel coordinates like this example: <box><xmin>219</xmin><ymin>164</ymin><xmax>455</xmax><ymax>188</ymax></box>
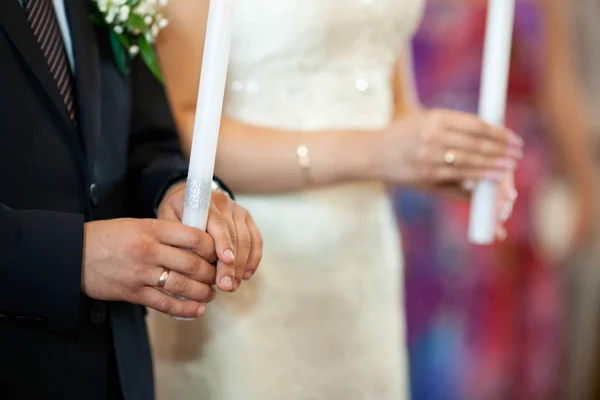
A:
<box><xmin>109</xmin><ymin>30</ymin><xmax>131</xmax><ymax>76</ymax></box>
<box><xmin>90</xmin><ymin>0</ymin><xmax>169</xmax><ymax>84</ymax></box>
<box><xmin>138</xmin><ymin>35</ymin><xmax>164</xmax><ymax>85</ymax></box>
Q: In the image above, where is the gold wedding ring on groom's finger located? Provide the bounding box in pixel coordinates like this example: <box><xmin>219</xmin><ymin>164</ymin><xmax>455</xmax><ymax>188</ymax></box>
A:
<box><xmin>444</xmin><ymin>149</ymin><xmax>457</xmax><ymax>165</ymax></box>
<box><xmin>155</xmin><ymin>268</ymin><xmax>170</xmax><ymax>288</ymax></box>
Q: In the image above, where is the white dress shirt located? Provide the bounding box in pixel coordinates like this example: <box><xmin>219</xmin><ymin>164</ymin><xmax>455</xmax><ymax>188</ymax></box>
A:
<box><xmin>19</xmin><ymin>0</ymin><xmax>75</xmax><ymax>72</ymax></box>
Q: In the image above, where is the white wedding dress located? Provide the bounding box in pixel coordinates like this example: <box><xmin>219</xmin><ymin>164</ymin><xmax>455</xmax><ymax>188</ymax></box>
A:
<box><xmin>148</xmin><ymin>0</ymin><xmax>424</xmax><ymax>399</ymax></box>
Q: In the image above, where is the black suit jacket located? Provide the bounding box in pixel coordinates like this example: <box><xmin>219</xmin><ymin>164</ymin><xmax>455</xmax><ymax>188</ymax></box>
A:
<box><xmin>0</xmin><ymin>1</ymin><xmax>189</xmax><ymax>399</ymax></box>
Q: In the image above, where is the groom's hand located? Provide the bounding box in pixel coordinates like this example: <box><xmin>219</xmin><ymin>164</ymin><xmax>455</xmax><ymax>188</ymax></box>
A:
<box><xmin>81</xmin><ymin>219</ymin><xmax>218</xmax><ymax>319</ymax></box>
<box><xmin>158</xmin><ymin>182</ymin><xmax>263</xmax><ymax>292</ymax></box>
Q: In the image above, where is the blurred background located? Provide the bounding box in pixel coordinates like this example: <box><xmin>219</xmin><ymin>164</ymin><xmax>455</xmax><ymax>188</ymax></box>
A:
<box><xmin>395</xmin><ymin>0</ymin><xmax>600</xmax><ymax>399</ymax></box>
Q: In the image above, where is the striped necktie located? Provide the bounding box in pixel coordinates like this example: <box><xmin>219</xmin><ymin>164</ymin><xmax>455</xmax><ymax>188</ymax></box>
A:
<box><xmin>23</xmin><ymin>0</ymin><xmax>77</xmax><ymax>124</ymax></box>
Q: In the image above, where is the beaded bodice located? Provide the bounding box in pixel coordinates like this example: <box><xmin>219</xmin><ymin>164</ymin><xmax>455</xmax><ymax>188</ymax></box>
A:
<box><xmin>223</xmin><ymin>0</ymin><xmax>425</xmax><ymax>131</ymax></box>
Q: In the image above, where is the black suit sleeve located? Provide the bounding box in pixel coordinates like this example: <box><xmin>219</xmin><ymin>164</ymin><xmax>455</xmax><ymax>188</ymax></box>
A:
<box><xmin>213</xmin><ymin>176</ymin><xmax>235</xmax><ymax>200</ymax></box>
<box><xmin>0</xmin><ymin>204</ymin><xmax>83</xmax><ymax>335</ymax></box>
<box><xmin>126</xmin><ymin>58</ymin><xmax>188</xmax><ymax>217</ymax></box>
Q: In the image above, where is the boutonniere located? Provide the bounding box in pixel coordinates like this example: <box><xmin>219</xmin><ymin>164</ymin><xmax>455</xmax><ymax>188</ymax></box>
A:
<box><xmin>90</xmin><ymin>0</ymin><xmax>169</xmax><ymax>84</ymax></box>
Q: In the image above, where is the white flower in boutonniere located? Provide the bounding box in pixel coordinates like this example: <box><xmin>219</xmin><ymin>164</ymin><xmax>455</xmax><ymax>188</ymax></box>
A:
<box><xmin>90</xmin><ymin>0</ymin><xmax>169</xmax><ymax>84</ymax></box>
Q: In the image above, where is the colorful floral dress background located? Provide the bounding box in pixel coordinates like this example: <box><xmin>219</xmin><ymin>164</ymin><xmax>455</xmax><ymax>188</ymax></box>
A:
<box><xmin>396</xmin><ymin>1</ymin><xmax>564</xmax><ymax>399</ymax></box>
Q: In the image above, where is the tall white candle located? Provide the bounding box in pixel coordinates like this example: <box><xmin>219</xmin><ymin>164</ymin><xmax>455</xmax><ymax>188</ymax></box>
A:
<box><xmin>182</xmin><ymin>0</ymin><xmax>236</xmax><ymax>230</ymax></box>
<box><xmin>176</xmin><ymin>0</ymin><xmax>235</xmax><ymax>320</ymax></box>
<box><xmin>468</xmin><ymin>0</ymin><xmax>516</xmax><ymax>244</ymax></box>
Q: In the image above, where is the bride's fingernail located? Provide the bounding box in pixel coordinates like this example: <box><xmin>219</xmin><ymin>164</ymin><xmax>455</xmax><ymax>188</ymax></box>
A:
<box><xmin>500</xmin><ymin>204</ymin><xmax>513</xmax><ymax>222</ymax></box>
<box><xmin>498</xmin><ymin>228</ymin><xmax>507</xmax><ymax>241</ymax></box>
<box><xmin>219</xmin><ymin>276</ymin><xmax>233</xmax><ymax>291</ymax></box>
<box><xmin>223</xmin><ymin>249</ymin><xmax>235</xmax><ymax>262</ymax></box>
<box><xmin>462</xmin><ymin>180</ymin><xmax>476</xmax><ymax>191</ymax></box>
<box><xmin>243</xmin><ymin>270</ymin><xmax>254</xmax><ymax>280</ymax></box>
<box><xmin>496</xmin><ymin>158</ymin><xmax>516</xmax><ymax>170</ymax></box>
<box><xmin>509</xmin><ymin>131</ymin><xmax>524</xmax><ymax>146</ymax></box>
<box><xmin>508</xmin><ymin>148</ymin><xmax>523</xmax><ymax>159</ymax></box>
<box><xmin>196</xmin><ymin>304</ymin><xmax>206</xmax><ymax>317</ymax></box>
<box><xmin>484</xmin><ymin>171</ymin><xmax>503</xmax><ymax>180</ymax></box>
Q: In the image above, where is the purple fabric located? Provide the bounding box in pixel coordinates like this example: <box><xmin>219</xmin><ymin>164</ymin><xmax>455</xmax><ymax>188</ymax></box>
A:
<box><xmin>396</xmin><ymin>1</ymin><xmax>563</xmax><ymax>399</ymax></box>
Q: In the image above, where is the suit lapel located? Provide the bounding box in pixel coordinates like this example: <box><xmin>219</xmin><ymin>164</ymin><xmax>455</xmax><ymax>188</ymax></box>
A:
<box><xmin>65</xmin><ymin>0</ymin><xmax>102</xmax><ymax>173</ymax></box>
<box><xmin>0</xmin><ymin>0</ymin><xmax>73</xmax><ymax>129</ymax></box>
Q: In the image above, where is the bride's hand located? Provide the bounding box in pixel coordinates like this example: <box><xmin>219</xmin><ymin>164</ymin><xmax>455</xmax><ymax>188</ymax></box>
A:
<box><xmin>370</xmin><ymin>109</ymin><xmax>523</xmax><ymax>188</ymax></box>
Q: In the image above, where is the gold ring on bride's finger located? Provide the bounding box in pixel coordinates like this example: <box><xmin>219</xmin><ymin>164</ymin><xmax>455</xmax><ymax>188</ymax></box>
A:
<box><xmin>155</xmin><ymin>268</ymin><xmax>170</xmax><ymax>288</ymax></box>
<box><xmin>444</xmin><ymin>149</ymin><xmax>457</xmax><ymax>165</ymax></box>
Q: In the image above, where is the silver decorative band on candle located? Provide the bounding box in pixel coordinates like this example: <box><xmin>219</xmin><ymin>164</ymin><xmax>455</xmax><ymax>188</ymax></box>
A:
<box><xmin>184</xmin><ymin>180</ymin><xmax>213</xmax><ymax>211</ymax></box>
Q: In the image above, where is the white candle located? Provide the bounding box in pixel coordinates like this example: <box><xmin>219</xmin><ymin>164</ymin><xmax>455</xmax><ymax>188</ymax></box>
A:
<box><xmin>468</xmin><ymin>0</ymin><xmax>516</xmax><ymax>244</ymax></box>
<box><xmin>182</xmin><ymin>0</ymin><xmax>236</xmax><ymax>230</ymax></box>
<box><xmin>176</xmin><ymin>0</ymin><xmax>235</xmax><ymax>320</ymax></box>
